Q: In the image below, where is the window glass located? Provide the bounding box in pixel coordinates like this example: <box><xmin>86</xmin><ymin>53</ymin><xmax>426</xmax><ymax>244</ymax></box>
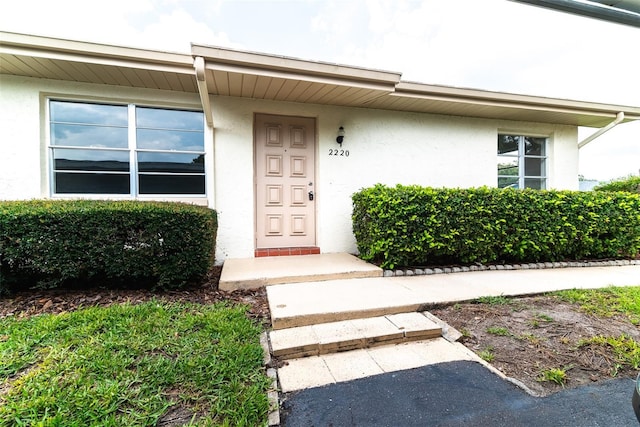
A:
<box><xmin>53</xmin><ymin>149</ymin><xmax>129</xmax><ymax>172</ymax></box>
<box><xmin>55</xmin><ymin>173</ymin><xmax>130</xmax><ymax>194</ymax></box>
<box><xmin>497</xmin><ymin>157</ymin><xmax>518</xmax><ymax>174</ymax></box>
<box><xmin>498</xmin><ymin>135</ymin><xmax>520</xmax><ymax>155</ymax></box>
<box><xmin>524</xmin><ymin>137</ymin><xmax>545</xmax><ymax>156</ymax></box>
<box><xmin>50</xmin><ymin>124</ymin><xmax>128</xmax><ymax>148</ymax></box>
<box><xmin>139</xmin><ymin>175</ymin><xmax>205</xmax><ymax>195</ymax></box>
<box><xmin>524</xmin><ymin>178</ymin><xmax>545</xmax><ymax>190</ymax></box>
<box><xmin>524</xmin><ymin>157</ymin><xmax>545</xmax><ymax>177</ymax></box>
<box><xmin>136</xmin><ymin>129</ymin><xmax>204</xmax><ymax>151</ymax></box>
<box><xmin>49</xmin><ymin>100</ymin><xmax>205</xmax><ymax>196</ymax></box>
<box><xmin>137</xmin><ymin>152</ymin><xmax>205</xmax><ymax>174</ymax></box>
<box><xmin>498</xmin><ymin>176</ymin><xmax>519</xmax><ymax>189</ymax></box>
<box><xmin>136</xmin><ymin>107</ymin><xmax>203</xmax><ymax>130</ymax></box>
<box><xmin>497</xmin><ymin>133</ymin><xmax>547</xmax><ymax>189</ymax></box>
<box><xmin>50</xmin><ymin>101</ymin><xmax>127</xmax><ymax>126</ymax></box>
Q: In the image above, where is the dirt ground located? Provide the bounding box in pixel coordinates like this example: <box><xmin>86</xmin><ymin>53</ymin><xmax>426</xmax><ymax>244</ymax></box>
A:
<box><xmin>3</xmin><ymin>271</ymin><xmax>639</xmax><ymax>398</ymax></box>
<box><xmin>431</xmin><ymin>294</ymin><xmax>640</xmax><ymax>396</ymax></box>
<box><xmin>0</xmin><ymin>266</ymin><xmax>271</xmax><ymax>326</ymax></box>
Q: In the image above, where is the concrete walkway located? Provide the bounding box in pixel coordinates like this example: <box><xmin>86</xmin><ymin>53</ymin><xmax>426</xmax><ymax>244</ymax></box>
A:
<box><xmin>267</xmin><ymin>263</ymin><xmax>640</xmax><ymax>329</ymax></box>
<box><xmin>237</xmin><ymin>254</ymin><xmax>640</xmax><ymax>425</ymax></box>
<box><xmin>241</xmin><ymin>254</ymin><xmax>640</xmax><ymax>425</ymax></box>
<box><xmin>270</xmin><ymin>264</ymin><xmax>640</xmax><ymax>393</ymax></box>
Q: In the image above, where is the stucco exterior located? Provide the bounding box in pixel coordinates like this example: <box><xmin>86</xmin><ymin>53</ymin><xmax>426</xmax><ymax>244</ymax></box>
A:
<box><xmin>0</xmin><ymin>73</ymin><xmax>580</xmax><ymax>261</ymax></box>
<box><xmin>210</xmin><ymin>95</ymin><xmax>578</xmax><ymax>260</ymax></box>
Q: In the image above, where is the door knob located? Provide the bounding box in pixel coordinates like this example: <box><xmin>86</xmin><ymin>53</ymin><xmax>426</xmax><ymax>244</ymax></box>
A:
<box><xmin>308</xmin><ymin>191</ymin><xmax>314</xmax><ymax>201</ymax></box>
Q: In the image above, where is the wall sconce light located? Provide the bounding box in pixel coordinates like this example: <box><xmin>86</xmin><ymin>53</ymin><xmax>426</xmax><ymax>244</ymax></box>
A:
<box><xmin>336</xmin><ymin>126</ymin><xmax>345</xmax><ymax>146</ymax></box>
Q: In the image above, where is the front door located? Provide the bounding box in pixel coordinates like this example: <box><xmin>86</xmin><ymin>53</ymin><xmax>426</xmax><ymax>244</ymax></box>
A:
<box><xmin>255</xmin><ymin>114</ymin><xmax>316</xmax><ymax>249</ymax></box>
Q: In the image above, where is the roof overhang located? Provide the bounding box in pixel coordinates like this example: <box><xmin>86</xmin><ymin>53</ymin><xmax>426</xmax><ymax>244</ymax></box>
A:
<box><xmin>2</xmin><ymin>31</ymin><xmax>639</xmax><ymax>128</ymax></box>
<box><xmin>0</xmin><ymin>32</ymin><xmax>197</xmax><ymax>92</ymax></box>
<box><xmin>191</xmin><ymin>44</ymin><xmax>401</xmax><ymax>109</ymax></box>
<box><xmin>192</xmin><ymin>43</ymin><xmax>640</xmax><ymax>127</ymax></box>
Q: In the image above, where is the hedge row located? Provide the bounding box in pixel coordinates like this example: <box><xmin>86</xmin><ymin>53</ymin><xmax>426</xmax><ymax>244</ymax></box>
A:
<box><xmin>594</xmin><ymin>175</ymin><xmax>640</xmax><ymax>194</ymax></box>
<box><xmin>352</xmin><ymin>184</ymin><xmax>640</xmax><ymax>269</ymax></box>
<box><xmin>0</xmin><ymin>200</ymin><xmax>217</xmax><ymax>294</ymax></box>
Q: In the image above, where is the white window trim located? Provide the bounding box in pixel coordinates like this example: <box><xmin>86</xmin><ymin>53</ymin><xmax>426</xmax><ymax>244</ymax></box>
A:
<box><xmin>47</xmin><ymin>98</ymin><xmax>208</xmax><ymax>199</ymax></box>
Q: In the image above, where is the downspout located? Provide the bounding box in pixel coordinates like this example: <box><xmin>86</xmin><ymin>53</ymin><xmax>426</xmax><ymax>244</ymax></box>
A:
<box><xmin>578</xmin><ymin>112</ymin><xmax>624</xmax><ymax>149</ymax></box>
<box><xmin>194</xmin><ymin>56</ymin><xmax>216</xmax><ymax>209</ymax></box>
<box><xmin>194</xmin><ymin>56</ymin><xmax>213</xmax><ymax>127</ymax></box>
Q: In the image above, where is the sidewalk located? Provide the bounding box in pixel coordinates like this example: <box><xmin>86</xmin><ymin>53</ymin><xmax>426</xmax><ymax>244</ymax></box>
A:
<box><xmin>267</xmin><ymin>264</ymin><xmax>640</xmax><ymax>329</ymax></box>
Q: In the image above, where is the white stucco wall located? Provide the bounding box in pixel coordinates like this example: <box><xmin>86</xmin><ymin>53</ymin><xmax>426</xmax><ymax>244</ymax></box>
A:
<box><xmin>0</xmin><ymin>75</ymin><xmax>579</xmax><ymax>262</ymax></box>
<box><xmin>0</xmin><ymin>74</ymin><xmax>205</xmax><ymax>201</ymax></box>
<box><xmin>210</xmin><ymin>96</ymin><xmax>578</xmax><ymax>260</ymax></box>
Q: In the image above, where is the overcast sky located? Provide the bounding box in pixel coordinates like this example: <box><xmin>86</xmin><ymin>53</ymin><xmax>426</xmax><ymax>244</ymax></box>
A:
<box><xmin>2</xmin><ymin>0</ymin><xmax>638</xmax><ymax>181</ymax></box>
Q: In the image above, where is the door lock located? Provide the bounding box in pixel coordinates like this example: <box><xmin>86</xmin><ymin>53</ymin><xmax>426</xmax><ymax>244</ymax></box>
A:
<box><xmin>308</xmin><ymin>191</ymin><xmax>314</xmax><ymax>201</ymax></box>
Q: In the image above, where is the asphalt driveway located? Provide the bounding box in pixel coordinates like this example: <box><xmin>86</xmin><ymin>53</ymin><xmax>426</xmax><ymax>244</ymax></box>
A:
<box><xmin>281</xmin><ymin>360</ymin><xmax>638</xmax><ymax>426</ymax></box>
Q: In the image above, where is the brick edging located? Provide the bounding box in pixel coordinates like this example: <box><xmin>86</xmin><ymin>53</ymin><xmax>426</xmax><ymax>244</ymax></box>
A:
<box><xmin>383</xmin><ymin>259</ymin><xmax>640</xmax><ymax>277</ymax></box>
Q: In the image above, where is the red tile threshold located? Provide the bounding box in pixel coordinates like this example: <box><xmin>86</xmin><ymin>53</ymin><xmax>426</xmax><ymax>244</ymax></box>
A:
<box><xmin>255</xmin><ymin>247</ymin><xmax>320</xmax><ymax>257</ymax></box>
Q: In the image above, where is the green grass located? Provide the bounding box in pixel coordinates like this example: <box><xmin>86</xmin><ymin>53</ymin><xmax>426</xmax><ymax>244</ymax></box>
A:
<box><xmin>486</xmin><ymin>326</ymin><xmax>511</xmax><ymax>336</ymax></box>
<box><xmin>578</xmin><ymin>334</ymin><xmax>640</xmax><ymax>375</ymax></box>
<box><xmin>474</xmin><ymin>295</ymin><xmax>511</xmax><ymax>305</ymax></box>
<box><xmin>479</xmin><ymin>346</ymin><xmax>495</xmax><ymax>362</ymax></box>
<box><xmin>0</xmin><ymin>301</ymin><xmax>270</xmax><ymax>426</ymax></box>
<box><xmin>554</xmin><ymin>286</ymin><xmax>640</xmax><ymax>324</ymax></box>
<box><xmin>538</xmin><ymin>367</ymin><xmax>569</xmax><ymax>386</ymax></box>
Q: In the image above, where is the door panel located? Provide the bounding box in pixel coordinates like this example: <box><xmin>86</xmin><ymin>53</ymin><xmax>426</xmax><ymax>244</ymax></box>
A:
<box><xmin>255</xmin><ymin>114</ymin><xmax>316</xmax><ymax>248</ymax></box>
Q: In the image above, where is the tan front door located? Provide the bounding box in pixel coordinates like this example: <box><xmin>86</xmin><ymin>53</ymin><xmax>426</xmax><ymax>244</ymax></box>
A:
<box><xmin>255</xmin><ymin>114</ymin><xmax>316</xmax><ymax>249</ymax></box>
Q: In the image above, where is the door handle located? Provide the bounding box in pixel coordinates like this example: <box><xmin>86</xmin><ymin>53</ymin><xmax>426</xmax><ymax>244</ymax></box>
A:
<box><xmin>308</xmin><ymin>191</ymin><xmax>314</xmax><ymax>201</ymax></box>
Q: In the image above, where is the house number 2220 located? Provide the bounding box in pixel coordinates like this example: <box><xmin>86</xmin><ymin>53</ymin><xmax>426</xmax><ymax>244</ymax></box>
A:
<box><xmin>328</xmin><ymin>149</ymin><xmax>349</xmax><ymax>157</ymax></box>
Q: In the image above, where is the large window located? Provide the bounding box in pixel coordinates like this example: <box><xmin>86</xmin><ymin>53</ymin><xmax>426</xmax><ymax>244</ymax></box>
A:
<box><xmin>497</xmin><ymin>134</ymin><xmax>547</xmax><ymax>189</ymax></box>
<box><xmin>49</xmin><ymin>101</ymin><xmax>205</xmax><ymax>196</ymax></box>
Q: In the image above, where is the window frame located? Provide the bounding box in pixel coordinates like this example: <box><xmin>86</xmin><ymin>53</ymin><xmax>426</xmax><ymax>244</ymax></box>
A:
<box><xmin>497</xmin><ymin>133</ymin><xmax>548</xmax><ymax>190</ymax></box>
<box><xmin>47</xmin><ymin>98</ymin><xmax>207</xmax><ymax>198</ymax></box>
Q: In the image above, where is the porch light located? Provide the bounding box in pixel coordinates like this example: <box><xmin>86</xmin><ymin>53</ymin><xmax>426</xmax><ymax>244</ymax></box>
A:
<box><xmin>336</xmin><ymin>126</ymin><xmax>345</xmax><ymax>146</ymax></box>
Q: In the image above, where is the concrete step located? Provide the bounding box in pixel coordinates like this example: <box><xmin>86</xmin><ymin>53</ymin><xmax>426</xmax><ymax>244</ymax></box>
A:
<box><xmin>269</xmin><ymin>312</ymin><xmax>442</xmax><ymax>360</ymax></box>
<box><xmin>219</xmin><ymin>253</ymin><xmax>382</xmax><ymax>291</ymax></box>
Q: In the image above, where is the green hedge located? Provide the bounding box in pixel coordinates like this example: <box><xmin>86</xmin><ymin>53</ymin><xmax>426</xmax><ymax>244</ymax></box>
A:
<box><xmin>352</xmin><ymin>184</ymin><xmax>640</xmax><ymax>269</ymax></box>
<box><xmin>0</xmin><ymin>200</ymin><xmax>217</xmax><ymax>293</ymax></box>
<box><xmin>594</xmin><ymin>175</ymin><xmax>640</xmax><ymax>194</ymax></box>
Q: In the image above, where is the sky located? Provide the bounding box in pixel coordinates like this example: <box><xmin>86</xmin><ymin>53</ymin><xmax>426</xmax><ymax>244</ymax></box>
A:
<box><xmin>2</xmin><ymin>0</ymin><xmax>639</xmax><ymax>181</ymax></box>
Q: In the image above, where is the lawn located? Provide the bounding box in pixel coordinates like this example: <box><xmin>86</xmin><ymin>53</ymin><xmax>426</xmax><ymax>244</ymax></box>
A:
<box><xmin>0</xmin><ymin>300</ymin><xmax>271</xmax><ymax>426</ymax></box>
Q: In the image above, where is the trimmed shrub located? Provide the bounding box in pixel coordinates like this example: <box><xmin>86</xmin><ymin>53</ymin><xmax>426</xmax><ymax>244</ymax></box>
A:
<box><xmin>0</xmin><ymin>200</ymin><xmax>217</xmax><ymax>294</ymax></box>
<box><xmin>352</xmin><ymin>184</ymin><xmax>640</xmax><ymax>269</ymax></box>
<box><xmin>594</xmin><ymin>175</ymin><xmax>640</xmax><ymax>194</ymax></box>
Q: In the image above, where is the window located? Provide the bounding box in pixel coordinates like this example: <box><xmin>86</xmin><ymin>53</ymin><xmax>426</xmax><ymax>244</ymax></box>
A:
<box><xmin>49</xmin><ymin>100</ymin><xmax>205</xmax><ymax>196</ymax></box>
<box><xmin>497</xmin><ymin>134</ymin><xmax>547</xmax><ymax>189</ymax></box>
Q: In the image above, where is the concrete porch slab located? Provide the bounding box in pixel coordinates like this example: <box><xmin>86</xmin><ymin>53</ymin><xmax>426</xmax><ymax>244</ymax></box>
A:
<box><xmin>219</xmin><ymin>253</ymin><xmax>382</xmax><ymax>291</ymax></box>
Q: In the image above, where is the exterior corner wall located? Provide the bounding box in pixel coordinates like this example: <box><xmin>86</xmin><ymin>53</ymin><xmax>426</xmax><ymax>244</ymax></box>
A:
<box><xmin>0</xmin><ymin>75</ymin><xmax>44</xmax><ymax>199</ymax></box>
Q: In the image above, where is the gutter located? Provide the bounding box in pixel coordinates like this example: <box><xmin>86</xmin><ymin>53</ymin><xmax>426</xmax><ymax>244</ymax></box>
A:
<box><xmin>578</xmin><ymin>112</ymin><xmax>625</xmax><ymax>148</ymax></box>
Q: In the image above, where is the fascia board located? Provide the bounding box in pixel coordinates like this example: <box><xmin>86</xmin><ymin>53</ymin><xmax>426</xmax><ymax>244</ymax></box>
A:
<box><xmin>1</xmin><ymin>31</ymin><xmax>194</xmax><ymax>69</ymax></box>
<box><xmin>192</xmin><ymin>44</ymin><xmax>401</xmax><ymax>86</ymax></box>
<box><xmin>396</xmin><ymin>81</ymin><xmax>640</xmax><ymax>122</ymax></box>
<box><xmin>0</xmin><ymin>45</ymin><xmax>195</xmax><ymax>76</ymax></box>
